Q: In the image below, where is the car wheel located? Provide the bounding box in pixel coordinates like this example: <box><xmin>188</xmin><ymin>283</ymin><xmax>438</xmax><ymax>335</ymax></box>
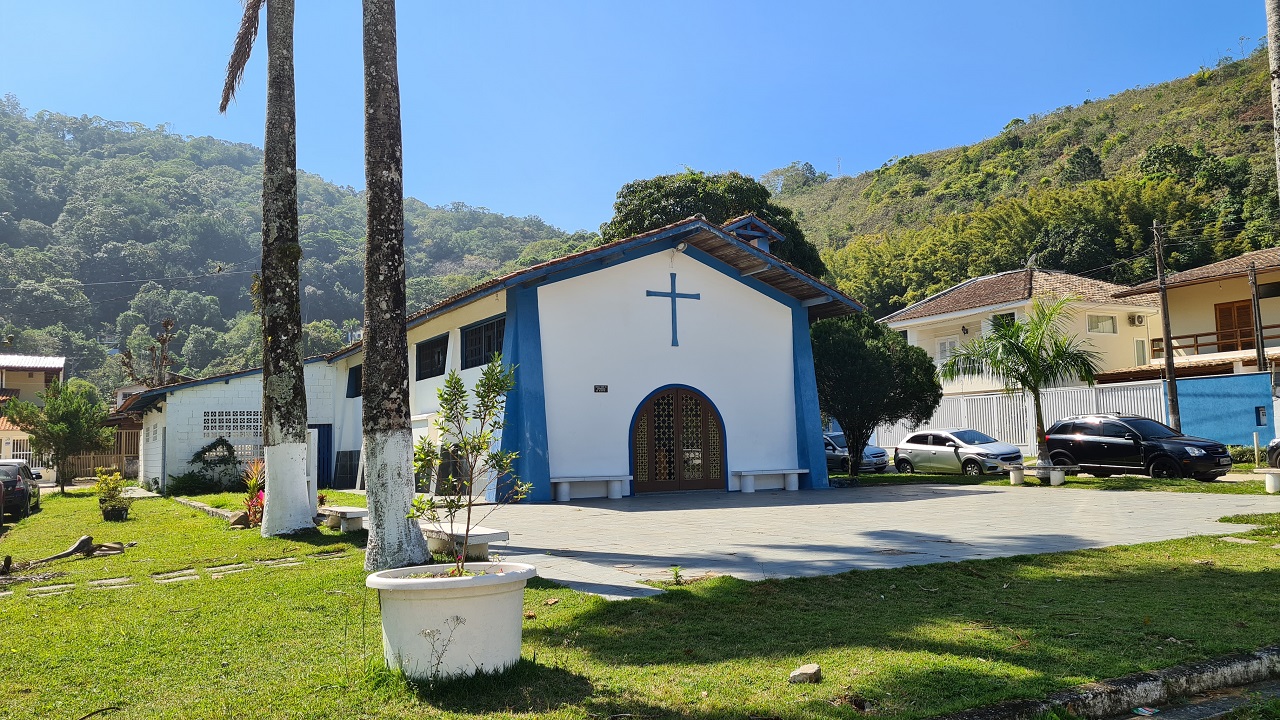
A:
<box><xmin>896</xmin><ymin>458</ymin><xmax>914</xmax><ymax>474</ymax></box>
<box><xmin>962</xmin><ymin>460</ymin><xmax>983</xmax><ymax>476</ymax></box>
<box><xmin>841</xmin><ymin>458</ymin><xmax>851</xmax><ymax>475</ymax></box>
<box><xmin>1149</xmin><ymin>456</ymin><xmax>1182</xmax><ymax>479</ymax></box>
<box><xmin>1051</xmin><ymin>453</ymin><xmax>1075</xmax><ymax>466</ymax></box>
<box><xmin>19</xmin><ymin>495</ymin><xmax>29</xmax><ymax>520</ymax></box>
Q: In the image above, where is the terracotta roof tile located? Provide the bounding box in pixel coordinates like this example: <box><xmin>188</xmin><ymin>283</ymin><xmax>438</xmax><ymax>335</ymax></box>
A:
<box><xmin>1116</xmin><ymin>247</ymin><xmax>1280</xmax><ymax>297</ymax></box>
<box><xmin>0</xmin><ymin>417</ymin><xmax>19</xmax><ymax>432</ymax></box>
<box><xmin>883</xmin><ymin>269</ymin><xmax>1153</xmax><ymax>323</ymax></box>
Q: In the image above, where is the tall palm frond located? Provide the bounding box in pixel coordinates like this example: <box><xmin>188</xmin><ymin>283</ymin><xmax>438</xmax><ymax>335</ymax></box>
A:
<box><xmin>940</xmin><ymin>295</ymin><xmax>1102</xmax><ymax>463</ymax></box>
<box><xmin>219</xmin><ymin>0</ymin><xmax>265</xmax><ymax>113</ymax></box>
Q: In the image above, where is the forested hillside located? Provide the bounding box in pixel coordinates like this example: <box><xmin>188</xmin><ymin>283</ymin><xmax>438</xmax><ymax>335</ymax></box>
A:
<box><xmin>0</xmin><ymin>95</ymin><xmax>592</xmax><ymax>390</ymax></box>
<box><xmin>4</xmin><ymin>47</ymin><xmax>1278</xmax><ymax>393</ymax></box>
<box><xmin>773</xmin><ymin>49</ymin><xmax>1280</xmax><ymax>317</ymax></box>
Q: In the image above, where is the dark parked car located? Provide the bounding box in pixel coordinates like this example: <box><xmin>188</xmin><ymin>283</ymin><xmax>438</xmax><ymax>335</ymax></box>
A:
<box><xmin>0</xmin><ymin>460</ymin><xmax>41</xmax><ymax>520</ymax></box>
<box><xmin>1045</xmin><ymin>414</ymin><xmax>1232</xmax><ymax>481</ymax></box>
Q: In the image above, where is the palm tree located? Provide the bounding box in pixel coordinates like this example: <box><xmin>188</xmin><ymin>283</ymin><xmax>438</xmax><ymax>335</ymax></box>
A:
<box><xmin>940</xmin><ymin>295</ymin><xmax>1102</xmax><ymax>467</ymax></box>
<box><xmin>221</xmin><ymin>0</ymin><xmax>315</xmax><ymax>535</ymax></box>
<box><xmin>361</xmin><ymin>0</ymin><xmax>431</xmax><ymax>570</ymax></box>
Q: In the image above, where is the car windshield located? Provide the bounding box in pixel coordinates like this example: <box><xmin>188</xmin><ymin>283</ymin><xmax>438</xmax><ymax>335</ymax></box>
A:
<box><xmin>829</xmin><ymin>433</ymin><xmax>847</xmax><ymax>449</ymax></box>
<box><xmin>1123</xmin><ymin>418</ymin><xmax>1179</xmax><ymax>439</ymax></box>
<box><xmin>950</xmin><ymin>430</ymin><xmax>998</xmax><ymax>445</ymax></box>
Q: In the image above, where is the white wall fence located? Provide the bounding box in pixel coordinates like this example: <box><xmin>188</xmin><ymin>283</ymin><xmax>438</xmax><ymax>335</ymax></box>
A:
<box><xmin>875</xmin><ymin>379</ymin><xmax>1168</xmax><ymax>452</ymax></box>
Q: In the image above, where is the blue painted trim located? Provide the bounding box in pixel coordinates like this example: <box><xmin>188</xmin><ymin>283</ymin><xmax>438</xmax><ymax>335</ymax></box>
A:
<box><xmin>791</xmin><ymin>305</ymin><xmax>829</xmax><ymax>489</ymax></box>
<box><xmin>626</xmin><ymin>384</ymin><xmax>729</xmax><ymax>496</ymax></box>
<box><xmin>308</xmin><ymin>424</ymin><xmax>334</xmax><ymax>489</ymax></box>
<box><xmin>500</xmin><ymin>286</ymin><xmax>552</xmax><ymax>502</ymax></box>
<box><xmin>645</xmin><ymin>272</ymin><xmax>701</xmax><ymax>346</ymax></box>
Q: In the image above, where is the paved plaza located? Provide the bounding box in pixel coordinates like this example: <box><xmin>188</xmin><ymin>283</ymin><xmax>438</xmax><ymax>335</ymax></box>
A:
<box><xmin>488</xmin><ymin>484</ymin><xmax>1279</xmax><ymax>599</ymax></box>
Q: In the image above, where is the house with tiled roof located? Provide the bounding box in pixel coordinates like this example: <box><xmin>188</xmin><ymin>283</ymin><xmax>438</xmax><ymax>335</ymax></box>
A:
<box><xmin>0</xmin><ymin>354</ymin><xmax>65</xmax><ymax>469</ymax></box>
<box><xmin>1107</xmin><ymin>247</ymin><xmax>1280</xmax><ymax>382</ymax></box>
<box><xmin>123</xmin><ymin>214</ymin><xmax>861</xmax><ymax>500</ymax></box>
<box><xmin>881</xmin><ymin>269</ymin><xmax>1158</xmax><ymax>395</ymax></box>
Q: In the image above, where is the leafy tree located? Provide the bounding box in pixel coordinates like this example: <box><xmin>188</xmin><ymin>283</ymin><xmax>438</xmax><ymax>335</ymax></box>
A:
<box><xmin>362</xmin><ymin>0</ymin><xmax>432</xmax><ymax>570</ymax></box>
<box><xmin>600</xmin><ymin>169</ymin><xmax>827</xmax><ymax>277</ymax></box>
<box><xmin>1061</xmin><ymin>146</ymin><xmax>1103</xmax><ymax>183</ymax></box>
<box><xmin>940</xmin><ymin>296</ymin><xmax>1102</xmax><ymax>466</ymax></box>
<box><xmin>302</xmin><ymin>319</ymin><xmax>344</xmax><ymax>356</ymax></box>
<box><xmin>811</xmin><ymin>313</ymin><xmax>941</xmax><ymax>475</ymax></box>
<box><xmin>3</xmin><ymin>379</ymin><xmax>114</xmax><ymax>493</ymax></box>
<box><xmin>760</xmin><ymin>161</ymin><xmax>830</xmax><ymax>196</ymax></box>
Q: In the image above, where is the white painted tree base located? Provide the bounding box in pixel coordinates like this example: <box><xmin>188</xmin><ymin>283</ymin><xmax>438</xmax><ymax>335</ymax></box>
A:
<box><xmin>261</xmin><ymin>443</ymin><xmax>316</xmax><ymax>536</ymax></box>
<box><xmin>363</xmin><ymin>429</ymin><xmax>431</xmax><ymax>571</ymax></box>
<box><xmin>367</xmin><ymin>562</ymin><xmax>536</xmax><ymax>680</ymax></box>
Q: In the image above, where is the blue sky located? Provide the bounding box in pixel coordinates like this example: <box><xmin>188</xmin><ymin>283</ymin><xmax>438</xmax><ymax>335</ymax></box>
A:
<box><xmin>0</xmin><ymin>1</ymin><xmax>1265</xmax><ymax>233</ymax></box>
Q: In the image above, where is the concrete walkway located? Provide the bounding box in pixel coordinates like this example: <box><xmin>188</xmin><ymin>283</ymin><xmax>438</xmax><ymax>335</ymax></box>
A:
<box><xmin>487</xmin><ymin>484</ymin><xmax>1278</xmax><ymax>599</ymax></box>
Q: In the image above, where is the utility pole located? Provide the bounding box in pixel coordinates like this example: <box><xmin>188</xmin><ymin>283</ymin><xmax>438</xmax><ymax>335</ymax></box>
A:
<box><xmin>1250</xmin><ymin>263</ymin><xmax>1268</xmax><ymax>372</ymax></box>
<box><xmin>1266</xmin><ymin>0</ymin><xmax>1280</xmax><ymax>206</ymax></box>
<box><xmin>1154</xmin><ymin>222</ymin><xmax>1181</xmax><ymax>431</ymax></box>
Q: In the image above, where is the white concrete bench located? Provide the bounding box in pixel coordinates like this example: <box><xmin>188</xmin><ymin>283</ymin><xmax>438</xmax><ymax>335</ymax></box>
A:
<box><xmin>317</xmin><ymin>505</ymin><xmax>369</xmax><ymax>532</ymax></box>
<box><xmin>731</xmin><ymin>469</ymin><xmax>809</xmax><ymax>493</ymax></box>
<box><xmin>422</xmin><ymin>521</ymin><xmax>510</xmax><ymax>560</ymax></box>
<box><xmin>550</xmin><ymin>475</ymin><xmax>631</xmax><ymax>502</ymax></box>
<box><xmin>1252</xmin><ymin>467</ymin><xmax>1280</xmax><ymax>494</ymax></box>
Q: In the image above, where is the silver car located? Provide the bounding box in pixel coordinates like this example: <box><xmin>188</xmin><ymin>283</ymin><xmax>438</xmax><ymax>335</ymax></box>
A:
<box><xmin>893</xmin><ymin>428</ymin><xmax>1022</xmax><ymax>476</ymax></box>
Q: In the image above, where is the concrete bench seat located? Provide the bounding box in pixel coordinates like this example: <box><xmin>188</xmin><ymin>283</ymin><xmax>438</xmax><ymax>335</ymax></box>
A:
<box><xmin>550</xmin><ymin>475</ymin><xmax>631</xmax><ymax>502</ymax></box>
<box><xmin>731</xmin><ymin>469</ymin><xmax>809</xmax><ymax>493</ymax></box>
<box><xmin>421</xmin><ymin>521</ymin><xmax>510</xmax><ymax>560</ymax></box>
<box><xmin>1252</xmin><ymin>467</ymin><xmax>1280</xmax><ymax>494</ymax></box>
<box><xmin>317</xmin><ymin>505</ymin><xmax>369</xmax><ymax>532</ymax></box>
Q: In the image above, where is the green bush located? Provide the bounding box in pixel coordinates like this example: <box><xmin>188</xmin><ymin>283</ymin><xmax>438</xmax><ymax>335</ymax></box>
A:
<box><xmin>1227</xmin><ymin>445</ymin><xmax>1261</xmax><ymax>464</ymax></box>
<box><xmin>164</xmin><ymin>471</ymin><xmax>225</xmax><ymax>497</ymax></box>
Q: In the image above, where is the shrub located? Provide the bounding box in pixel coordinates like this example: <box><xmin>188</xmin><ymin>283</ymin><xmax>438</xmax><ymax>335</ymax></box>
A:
<box><xmin>242</xmin><ymin>458</ymin><xmax>265</xmax><ymax>527</ymax></box>
<box><xmin>164</xmin><ymin>471</ymin><xmax>224</xmax><ymax>497</ymax></box>
<box><xmin>95</xmin><ymin>468</ymin><xmax>133</xmax><ymax>510</ymax></box>
<box><xmin>1227</xmin><ymin>445</ymin><xmax>1260</xmax><ymax>464</ymax></box>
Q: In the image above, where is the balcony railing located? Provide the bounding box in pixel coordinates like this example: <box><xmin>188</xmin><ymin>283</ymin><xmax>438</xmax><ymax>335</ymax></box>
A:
<box><xmin>1151</xmin><ymin>324</ymin><xmax>1280</xmax><ymax>359</ymax></box>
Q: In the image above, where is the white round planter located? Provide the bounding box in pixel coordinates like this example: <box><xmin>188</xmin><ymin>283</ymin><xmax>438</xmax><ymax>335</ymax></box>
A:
<box><xmin>366</xmin><ymin>562</ymin><xmax>537</xmax><ymax>681</ymax></box>
<box><xmin>1009</xmin><ymin>467</ymin><xmax>1024</xmax><ymax>486</ymax></box>
<box><xmin>1049</xmin><ymin>468</ymin><xmax>1067</xmax><ymax>486</ymax></box>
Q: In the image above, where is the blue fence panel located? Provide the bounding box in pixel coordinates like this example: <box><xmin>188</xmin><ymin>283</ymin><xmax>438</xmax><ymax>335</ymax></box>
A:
<box><xmin>1174</xmin><ymin>372</ymin><xmax>1274</xmax><ymax>446</ymax></box>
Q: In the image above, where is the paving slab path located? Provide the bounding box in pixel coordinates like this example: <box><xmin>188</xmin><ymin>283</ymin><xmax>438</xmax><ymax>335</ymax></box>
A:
<box><xmin>488</xmin><ymin>484</ymin><xmax>1278</xmax><ymax>598</ymax></box>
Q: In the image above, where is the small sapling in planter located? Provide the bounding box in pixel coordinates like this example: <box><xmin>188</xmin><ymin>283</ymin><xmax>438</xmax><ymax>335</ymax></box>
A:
<box><xmin>366</xmin><ymin>355</ymin><xmax>536</xmax><ymax>681</ymax></box>
<box><xmin>95</xmin><ymin>468</ymin><xmax>134</xmax><ymax>522</ymax></box>
<box><xmin>408</xmin><ymin>356</ymin><xmax>532</xmax><ymax>575</ymax></box>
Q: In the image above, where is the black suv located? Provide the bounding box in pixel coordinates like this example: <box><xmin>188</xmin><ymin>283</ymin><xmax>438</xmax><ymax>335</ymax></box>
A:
<box><xmin>1045</xmin><ymin>414</ymin><xmax>1232</xmax><ymax>481</ymax></box>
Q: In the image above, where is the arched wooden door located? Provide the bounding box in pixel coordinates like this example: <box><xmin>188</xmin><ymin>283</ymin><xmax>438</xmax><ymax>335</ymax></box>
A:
<box><xmin>632</xmin><ymin>387</ymin><xmax>725</xmax><ymax>493</ymax></box>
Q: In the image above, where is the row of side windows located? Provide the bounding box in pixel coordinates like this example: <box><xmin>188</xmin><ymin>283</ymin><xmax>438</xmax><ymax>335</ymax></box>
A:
<box><xmin>344</xmin><ymin>315</ymin><xmax>506</xmax><ymax>398</ymax></box>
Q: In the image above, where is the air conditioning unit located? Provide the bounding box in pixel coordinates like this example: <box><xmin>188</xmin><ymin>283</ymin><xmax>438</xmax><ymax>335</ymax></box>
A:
<box><xmin>1127</xmin><ymin>313</ymin><xmax>1145</xmax><ymax>327</ymax></box>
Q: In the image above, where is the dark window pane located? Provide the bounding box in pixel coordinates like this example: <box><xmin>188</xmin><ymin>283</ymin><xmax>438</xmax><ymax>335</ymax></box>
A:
<box><xmin>415</xmin><ymin>334</ymin><xmax>449</xmax><ymax>380</ymax></box>
<box><xmin>461</xmin><ymin>316</ymin><xmax>505</xmax><ymax>369</ymax></box>
<box><xmin>1099</xmin><ymin>421</ymin><xmax>1130</xmax><ymax>438</ymax></box>
<box><xmin>346</xmin><ymin>365</ymin><xmax>362</xmax><ymax>398</ymax></box>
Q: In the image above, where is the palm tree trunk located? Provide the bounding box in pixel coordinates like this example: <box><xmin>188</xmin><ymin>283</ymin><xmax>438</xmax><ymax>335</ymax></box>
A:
<box><xmin>1268</xmin><ymin>0</ymin><xmax>1280</xmax><ymax>206</ymax></box>
<box><xmin>362</xmin><ymin>0</ymin><xmax>430</xmax><ymax>570</ymax></box>
<box><xmin>1031</xmin><ymin>388</ymin><xmax>1050</xmax><ymax>467</ymax></box>
<box><xmin>258</xmin><ymin>0</ymin><xmax>315</xmax><ymax>536</ymax></box>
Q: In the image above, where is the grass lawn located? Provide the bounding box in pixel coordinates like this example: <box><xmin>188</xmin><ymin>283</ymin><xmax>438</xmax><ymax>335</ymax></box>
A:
<box><xmin>2</xmin><ymin>491</ymin><xmax>1280</xmax><ymax>719</ymax></box>
<box><xmin>840</xmin><ymin>471</ymin><xmax>1276</xmax><ymax>494</ymax></box>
